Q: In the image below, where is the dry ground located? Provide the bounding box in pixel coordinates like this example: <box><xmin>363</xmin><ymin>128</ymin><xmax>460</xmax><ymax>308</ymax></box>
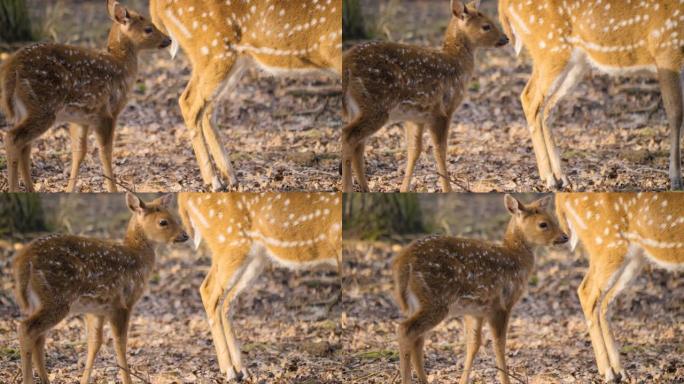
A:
<box><xmin>341</xmin><ymin>240</ymin><xmax>684</xmax><ymax>384</ymax></box>
<box><xmin>0</xmin><ymin>1</ymin><xmax>341</xmax><ymax>193</ymax></box>
<box><xmin>345</xmin><ymin>0</ymin><xmax>678</xmax><ymax>192</ymax></box>
<box><xmin>0</xmin><ymin>195</ymin><xmax>343</xmax><ymax>383</ymax></box>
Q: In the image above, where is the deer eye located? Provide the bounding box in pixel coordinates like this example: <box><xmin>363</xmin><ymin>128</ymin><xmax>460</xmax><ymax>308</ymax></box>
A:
<box><xmin>538</xmin><ymin>222</ymin><xmax>548</xmax><ymax>229</ymax></box>
<box><xmin>144</xmin><ymin>26</ymin><xmax>154</xmax><ymax>34</ymax></box>
<box><xmin>482</xmin><ymin>24</ymin><xmax>492</xmax><ymax>32</ymax></box>
<box><xmin>159</xmin><ymin>219</ymin><xmax>168</xmax><ymax>227</ymax></box>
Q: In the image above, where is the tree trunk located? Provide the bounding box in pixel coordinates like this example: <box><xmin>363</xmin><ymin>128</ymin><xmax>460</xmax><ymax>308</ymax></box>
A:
<box><xmin>0</xmin><ymin>194</ymin><xmax>47</xmax><ymax>236</ymax></box>
<box><xmin>343</xmin><ymin>0</ymin><xmax>367</xmax><ymax>40</ymax></box>
<box><xmin>0</xmin><ymin>0</ymin><xmax>33</xmax><ymax>43</ymax></box>
<box><xmin>343</xmin><ymin>194</ymin><xmax>424</xmax><ymax>240</ymax></box>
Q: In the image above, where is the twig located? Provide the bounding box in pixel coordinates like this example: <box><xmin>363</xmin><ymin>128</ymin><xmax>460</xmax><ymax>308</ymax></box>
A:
<box><xmin>493</xmin><ymin>366</ymin><xmax>529</xmax><ymax>384</ymax></box>
<box><xmin>11</xmin><ymin>367</ymin><xmax>20</xmax><ymax>384</ymax></box>
<box><xmin>101</xmin><ymin>174</ymin><xmax>138</xmax><ymax>193</ymax></box>
<box><xmin>435</xmin><ymin>171</ymin><xmax>472</xmax><ymax>192</ymax></box>
<box><xmin>390</xmin><ymin>369</ymin><xmax>400</xmax><ymax>384</ymax></box>
<box><xmin>622</xmin><ymin>165</ymin><xmax>669</xmax><ymax>175</ymax></box>
<box><xmin>116</xmin><ymin>364</ymin><xmax>152</xmax><ymax>384</ymax></box>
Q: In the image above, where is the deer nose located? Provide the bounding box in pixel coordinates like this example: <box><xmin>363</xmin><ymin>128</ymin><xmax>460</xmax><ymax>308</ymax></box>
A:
<box><xmin>555</xmin><ymin>233</ymin><xmax>569</xmax><ymax>244</ymax></box>
<box><xmin>160</xmin><ymin>38</ymin><xmax>172</xmax><ymax>49</ymax></box>
<box><xmin>175</xmin><ymin>231</ymin><xmax>189</xmax><ymax>243</ymax></box>
<box><xmin>496</xmin><ymin>36</ymin><xmax>509</xmax><ymax>47</ymax></box>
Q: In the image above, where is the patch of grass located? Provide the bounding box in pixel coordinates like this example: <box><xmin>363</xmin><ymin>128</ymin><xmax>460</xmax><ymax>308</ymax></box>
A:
<box><xmin>0</xmin><ymin>346</ymin><xmax>19</xmax><ymax>361</ymax></box>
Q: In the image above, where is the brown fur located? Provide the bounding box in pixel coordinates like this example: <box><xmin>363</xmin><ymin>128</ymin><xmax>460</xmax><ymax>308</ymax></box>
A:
<box><xmin>177</xmin><ymin>192</ymin><xmax>342</xmax><ymax>381</ymax></box>
<box><xmin>149</xmin><ymin>0</ymin><xmax>341</xmax><ymax>191</ymax></box>
<box><xmin>556</xmin><ymin>192</ymin><xmax>684</xmax><ymax>382</ymax></box>
<box><xmin>392</xmin><ymin>195</ymin><xmax>568</xmax><ymax>384</ymax></box>
<box><xmin>341</xmin><ymin>0</ymin><xmax>508</xmax><ymax>193</ymax></box>
<box><xmin>0</xmin><ymin>0</ymin><xmax>170</xmax><ymax>193</ymax></box>
<box><xmin>13</xmin><ymin>193</ymin><xmax>188</xmax><ymax>384</ymax></box>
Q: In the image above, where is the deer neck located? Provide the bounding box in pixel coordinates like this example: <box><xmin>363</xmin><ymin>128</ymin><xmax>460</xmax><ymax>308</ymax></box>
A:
<box><xmin>106</xmin><ymin>24</ymin><xmax>139</xmax><ymax>79</ymax></box>
<box><xmin>441</xmin><ymin>22</ymin><xmax>475</xmax><ymax>72</ymax></box>
<box><xmin>503</xmin><ymin>218</ymin><xmax>534</xmax><ymax>269</ymax></box>
<box><xmin>123</xmin><ymin>217</ymin><xmax>156</xmax><ymax>265</ymax></box>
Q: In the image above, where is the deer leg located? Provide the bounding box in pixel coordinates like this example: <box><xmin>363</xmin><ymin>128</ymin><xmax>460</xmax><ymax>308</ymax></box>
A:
<box><xmin>397</xmin><ymin>306</ymin><xmax>448</xmax><ymax>384</ymax></box>
<box><xmin>32</xmin><ymin>334</ymin><xmax>48</xmax><ymax>384</ymax></box>
<box><xmin>341</xmin><ymin>112</ymin><xmax>387</xmax><ymax>192</ymax></box>
<box><xmin>18</xmin><ymin>305</ymin><xmax>68</xmax><ymax>384</ymax></box>
<box><xmin>80</xmin><ymin>314</ymin><xmax>104</xmax><ymax>384</ymax></box>
<box><xmin>180</xmin><ymin>74</ymin><xmax>221</xmax><ymax>191</ymax></box>
<box><xmin>522</xmin><ymin>69</ymin><xmax>560</xmax><ymax>190</ymax></box>
<box><xmin>351</xmin><ymin>140</ymin><xmax>369</xmax><ymax>192</ymax></box>
<box><xmin>18</xmin><ymin>143</ymin><xmax>33</xmax><ymax>193</ymax></box>
<box><xmin>459</xmin><ymin>315</ymin><xmax>483</xmax><ymax>384</ymax></box>
<box><xmin>598</xmin><ymin>253</ymin><xmax>644</xmax><ymax>382</ymax></box>
<box><xmin>94</xmin><ymin>117</ymin><xmax>117</xmax><ymax>192</ymax></box>
<box><xmin>200</xmin><ymin>266</ymin><xmax>234</xmax><ymax>376</ymax></box>
<box><xmin>540</xmin><ymin>59</ymin><xmax>587</xmax><ymax>189</ymax></box>
<box><xmin>401</xmin><ymin>122</ymin><xmax>424</xmax><ymax>193</ymax></box>
<box><xmin>577</xmin><ymin>249</ymin><xmax>627</xmax><ymax>381</ymax></box>
<box><xmin>656</xmin><ymin>67</ymin><xmax>683</xmax><ymax>190</ymax></box>
<box><xmin>220</xmin><ymin>253</ymin><xmax>267</xmax><ymax>380</ymax></box>
<box><xmin>428</xmin><ymin>114</ymin><xmax>452</xmax><ymax>192</ymax></box>
<box><xmin>108</xmin><ymin>309</ymin><xmax>132</xmax><ymax>384</ymax></box>
<box><xmin>410</xmin><ymin>335</ymin><xmax>427</xmax><ymax>384</ymax></box>
<box><xmin>488</xmin><ymin>310</ymin><xmax>512</xmax><ymax>384</ymax></box>
<box><xmin>67</xmin><ymin>124</ymin><xmax>88</xmax><ymax>192</ymax></box>
<box><xmin>199</xmin><ymin>60</ymin><xmax>246</xmax><ymax>191</ymax></box>
<box><xmin>4</xmin><ymin>114</ymin><xmax>54</xmax><ymax>192</ymax></box>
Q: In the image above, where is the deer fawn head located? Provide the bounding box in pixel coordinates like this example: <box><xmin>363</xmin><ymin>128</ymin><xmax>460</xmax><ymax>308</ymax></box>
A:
<box><xmin>126</xmin><ymin>193</ymin><xmax>189</xmax><ymax>244</ymax></box>
<box><xmin>450</xmin><ymin>0</ymin><xmax>509</xmax><ymax>48</ymax></box>
<box><xmin>504</xmin><ymin>194</ymin><xmax>568</xmax><ymax>246</ymax></box>
<box><xmin>108</xmin><ymin>0</ymin><xmax>171</xmax><ymax>50</ymax></box>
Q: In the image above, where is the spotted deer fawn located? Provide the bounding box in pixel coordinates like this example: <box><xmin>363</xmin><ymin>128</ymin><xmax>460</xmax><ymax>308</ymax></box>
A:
<box><xmin>556</xmin><ymin>193</ymin><xmax>684</xmax><ymax>382</ymax></box>
<box><xmin>0</xmin><ymin>0</ymin><xmax>171</xmax><ymax>192</ymax></box>
<box><xmin>149</xmin><ymin>1</ymin><xmax>341</xmax><ymax>191</ymax></box>
<box><xmin>341</xmin><ymin>0</ymin><xmax>508</xmax><ymax>193</ymax></box>
<box><xmin>177</xmin><ymin>192</ymin><xmax>342</xmax><ymax>380</ymax></box>
<box><xmin>13</xmin><ymin>193</ymin><xmax>189</xmax><ymax>384</ymax></box>
<box><xmin>499</xmin><ymin>1</ymin><xmax>684</xmax><ymax>190</ymax></box>
<box><xmin>393</xmin><ymin>195</ymin><xmax>568</xmax><ymax>384</ymax></box>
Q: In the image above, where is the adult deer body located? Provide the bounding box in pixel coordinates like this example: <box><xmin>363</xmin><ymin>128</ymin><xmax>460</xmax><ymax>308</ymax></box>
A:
<box><xmin>0</xmin><ymin>0</ymin><xmax>171</xmax><ymax>192</ymax></box>
<box><xmin>393</xmin><ymin>195</ymin><xmax>568</xmax><ymax>384</ymax></box>
<box><xmin>13</xmin><ymin>193</ymin><xmax>188</xmax><ymax>384</ymax></box>
<box><xmin>177</xmin><ymin>192</ymin><xmax>342</xmax><ymax>381</ymax></box>
<box><xmin>342</xmin><ymin>0</ymin><xmax>508</xmax><ymax>192</ymax></box>
<box><xmin>499</xmin><ymin>0</ymin><xmax>684</xmax><ymax>189</ymax></box>
<box><xmin>556</xmin><ymin>192</ymin><xmax>684</xmax><ymax>382</ymax></box>
<box><xmin>149</xmin><ymin>0</ymin><xmax>342</xmax><ymax>191</ymax></box>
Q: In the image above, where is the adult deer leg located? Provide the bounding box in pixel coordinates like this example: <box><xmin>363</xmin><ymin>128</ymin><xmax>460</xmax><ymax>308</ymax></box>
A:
<box><xmin>401</xmin><ymin>122</ymin><xmax>425</xmax><ymax>193</ymax></box>
<box><xmin>67</xmin><ymin>124</ymin><xmax>88</xmax><ymax>192</ymax></box>
<box><xmin>200</xmin><ymin>266</ymin><xmax>234</xmax><ymax>377</ymax></box>
<box><xmin>656</xmin><ymin>67</ymin><xmax>683</xmax><ymax>189</ymax></box>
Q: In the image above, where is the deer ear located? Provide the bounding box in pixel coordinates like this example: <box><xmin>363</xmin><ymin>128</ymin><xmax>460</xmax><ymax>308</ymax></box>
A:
<box><xmin>154</xmin><ymin>194</ymin><xmax>175</xmax><ymax>208</ymax></box>
<box><xmin>504</xmin><ymin>194</ymin><xmax>524</xmax><ymax>215</ymax></box>
<box><xmin>534</xmin><ymin>195</ymin><xmax>552</xmax><ymax>210</ymax></box>
<box><xmin>108</xmin><ymin>0</ymin><xmax>130</xmax><ymax>25</ymax></box>
<box><xmin>126</xmin><ymin>192</ymin><xmax>146</xmax><ymax>215</ymax></box>
<box><xmin>451</xmin><ymin>0</ymin><xmax>467</xmax><ymax>20</ymax></box>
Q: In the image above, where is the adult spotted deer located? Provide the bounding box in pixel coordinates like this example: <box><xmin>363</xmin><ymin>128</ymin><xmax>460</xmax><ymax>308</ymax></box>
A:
<box><xmin>13</xmin><ymin>193</ymin><xmax>189</xmax><ymax>384</ymax></box>
<box><xmin>149</xmin><ymin>1</ymin><xmax>342</xmax><ymax>191</ymax></box>
<box><xmin>556</xmin><ymin>192</ymin><xmax>684</xmax><ymax>382</ymax></box>
<box><xmin>342</xmin><ymin>0</ymin><xmax>508</xmax><ymax>193</ymax></box>
<box><xmin>499</xmin><ymin>1</ymin><xmax>684</xmax><ymax>190</ymax></box>
<box><xmin>177</xmin><ymin>192</ymin><xmax>342</xmax><ymax>381</ymax></box>
<box><xmin>393</xmin><ymin>195</ymin><xmax>568</xmax><ymax>384</ymax></box>
<box><xmin>0</xmin><ymin>0</ymin><xmax>171</xmax><ymax>192</ymax></box>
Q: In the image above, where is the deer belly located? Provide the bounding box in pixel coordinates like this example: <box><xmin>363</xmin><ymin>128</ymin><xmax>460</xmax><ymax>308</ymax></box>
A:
<box><xmin>56</xmin><ymin>105</ymin><xmax>102</xmax><ymax>125</ymax></box>
<box><xmin>70</xmin><ymin>295</ymin><xmax>113</xmax><ymax>315</ymax></box>
<box><xmin>388</xmin><ymin>103</ymin><xmax>433</xmax><ymax>125</ymax></box>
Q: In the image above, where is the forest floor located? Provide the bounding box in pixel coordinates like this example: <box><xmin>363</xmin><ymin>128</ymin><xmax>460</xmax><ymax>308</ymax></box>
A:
<box><xmin>0</xmin><ymin>236</ymin><xmax>343</xmax><ymax>383</ymax></box>
<box><xmin>346</xmin><ymin>0</ymin><xmax>677</xmax><ymax>192</ymax></box>
<box><xmin>0</xmin><ymin>1</ymin><xmax>341</xmax><ymax>192</ymax></box>
<box><xmin>341</xmin><ymin>241</ymin><xmax>684</xmax><ymax>384</ymax></box>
